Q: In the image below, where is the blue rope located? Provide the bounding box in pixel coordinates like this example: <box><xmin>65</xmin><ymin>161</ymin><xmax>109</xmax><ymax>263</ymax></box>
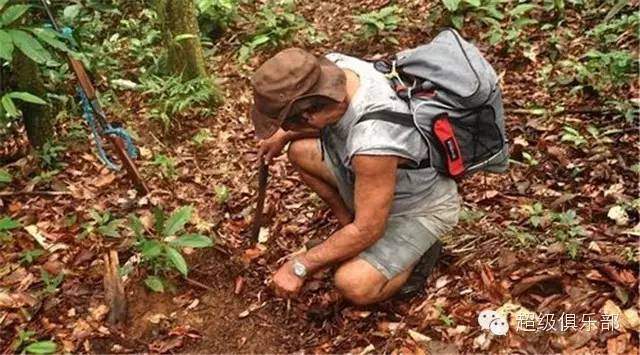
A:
<box><xmin>77</xmin><ymin>88</ymin><xmax>119</xmax><ymax>171</ymax></box>
<box><xmin>61</xmin><ymin>26</ymin><xmax>139</xmax><ymax>171</ymax></box>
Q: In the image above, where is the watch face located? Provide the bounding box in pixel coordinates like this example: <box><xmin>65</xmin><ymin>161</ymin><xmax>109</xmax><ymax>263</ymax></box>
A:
<box><xmin>293</xmin><ymin>261</ymin><xmax>306</xmax><ymax>277</ymax></box>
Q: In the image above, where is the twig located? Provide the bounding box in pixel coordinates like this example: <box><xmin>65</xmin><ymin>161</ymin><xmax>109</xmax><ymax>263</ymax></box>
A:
<box><xmin>184</xmin><ymin>276</ymin><xmax>217</xmax><ymax>292</ymax></box>
<box><xmin>0</xmin><ymin>190</ymin><xmax>71</xmax><ymax>197</ymax></box>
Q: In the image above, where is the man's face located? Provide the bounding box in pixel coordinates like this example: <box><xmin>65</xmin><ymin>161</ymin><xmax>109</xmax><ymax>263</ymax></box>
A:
<box><xmin>282</xmin><ymin>98</ymin><xmax>346</xmax><ymax>132</ymax></box>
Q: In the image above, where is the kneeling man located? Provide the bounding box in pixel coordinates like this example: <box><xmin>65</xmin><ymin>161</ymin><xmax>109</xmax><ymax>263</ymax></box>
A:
<box><xmin>251</xmin><ymin>48</ymin><xmax>460</xmax><ymax>305</ymax></box>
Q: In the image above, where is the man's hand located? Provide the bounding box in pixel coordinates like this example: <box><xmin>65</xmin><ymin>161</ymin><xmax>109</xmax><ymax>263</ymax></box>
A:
<box><xmin>272</xmin><ymin>260</ymin><xmax>304</xmax><ymax>297</ymax></box>
<box><xmin>258</xmin><ymin>129</ymin><xmax>289</xmax><ymax>163</ymax></box>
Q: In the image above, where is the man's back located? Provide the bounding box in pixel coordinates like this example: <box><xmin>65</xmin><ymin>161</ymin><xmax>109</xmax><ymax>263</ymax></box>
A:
<box><xmin>321</xmin><ymin>53</ymin><xmax>458</xmax><ymax>216</ymax></box>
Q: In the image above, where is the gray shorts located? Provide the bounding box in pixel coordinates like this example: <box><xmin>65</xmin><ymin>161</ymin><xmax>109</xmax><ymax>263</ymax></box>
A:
<box><xmin>321</xmin><ymin>141</ymin><xmax>460</xmax><ymax>280</ymax></box>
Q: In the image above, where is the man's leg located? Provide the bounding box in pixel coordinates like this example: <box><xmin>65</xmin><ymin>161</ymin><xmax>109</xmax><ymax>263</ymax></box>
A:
<box><xmin>334</xmin><ymin>258</ymin><xmax>414</xmax><ymax>306</ymax></box>
<box><xmin>287</xmin><ymin>139</ymin><xmax>353</xmax><ymax>226</ymax></box>
<box><xmin>332</xmin><ymin>212</ymin><xmax>455</xmax><ymax>305</ymax></box>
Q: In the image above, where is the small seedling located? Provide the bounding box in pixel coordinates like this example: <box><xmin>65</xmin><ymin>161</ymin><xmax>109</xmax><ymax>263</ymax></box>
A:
<box><xmin>215</xmin><ymin>185</ymin><xmax>230</xmax><ymax>204</ymax></box>
<box><xmin>353</xmin><ymin>5</ymin><xmax>402</xmax><ymax>43</ymax></box>
<box><xmin>129</xmin><ymin>205</ymin><xmax>214</xmax><ymax>292</ymax></box>
<box><xmin>40</xmin><ymin>270</ymin><xmax>64</xmax><ymax>295</ymax></box>
<box><xmin>435</xmin><ymin>304</ymin><xmax>456</xmax><ymax>327</ymax></box>
<box><xmin>192</xmin><ymin>128</ymin><xmax>213</xmax><ymax>147</ymax></box>
<box><xmin>521</xmin><ymin>151</ymin><xmax>539</xmax><ymax>166</ymax></box>
<box><xmin>506</xmin><ymin>225</ymin><xmax>538</xmax><ymax>248</ymax></box>
<box><xmin>36</xmin><ymin>141</ymin><xmax>66</xmax><ymax>170</ymax></box>
<box><xmin>152</xmin><ymin>154</ymin><xmax>178</xmax><ymax>180</ymax></box>
<box><xmin>11</xmin><ymin>330</ymin><xmax>58</xmax><ymax>354</ymax></box>
<box><xmin>561</xmin><ymin>126</ymin><xmax>587</xmax><ymax>148</ymax></box>
<box><xmin>0</xmin><ymin>169</ymin><xmax>12</xmax><ymax>186</ymax></box>
<box><xmin>21</xmin><ymin>249</ymin><xmax>45</xmax><ymax>265</ymax></box>
<box><xmin>9</xmin><ymin>330</ymin><xmax>56</xmax><ymax>354</ymax></box>
<box><xmin>237</xmin><ymin>0</ymin><xmax>307</xmax><ymax>63</ymax></box>
<box><xmin>81</xmin><ymin>209</ymin><xmax>124</xmax><ymax>239</ymax></box>
<box><xmin>0</xmin><ymin>216</ymin><xmax>21</xmax><ymax>243</ymax></box>
<box><xmin>524</xmin><ymin>202</ymin><xmax>546</xmax><ymax>228</ymax></box>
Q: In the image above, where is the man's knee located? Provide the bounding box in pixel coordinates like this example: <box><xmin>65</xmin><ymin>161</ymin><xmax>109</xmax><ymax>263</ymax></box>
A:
<box><xmin>287</xmin><ymin>139</ymin><xmax>310</xmax><ymax>168</ymax></box>
<box><xmin>334</xmin><ymin>260</ymin><xmax>386</xmax><ymax>306</ymax></box>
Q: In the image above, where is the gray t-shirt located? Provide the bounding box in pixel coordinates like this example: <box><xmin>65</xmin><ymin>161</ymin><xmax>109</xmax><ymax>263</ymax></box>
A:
<box><xmin>322</xmin><ymin>53</ymin><xmax>457</xmax><ymax>216</ymax></box>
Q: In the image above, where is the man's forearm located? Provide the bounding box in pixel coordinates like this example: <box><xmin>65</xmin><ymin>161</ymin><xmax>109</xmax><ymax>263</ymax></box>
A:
<box><xmin>300</xmin><ymin>223</ymin><xmax>380</xmax><ymax>273</ymax></box>
<box><xmin>284</xmin><ymin>129</ymin><xmax>320</xmax><ymax>142</ymax></box>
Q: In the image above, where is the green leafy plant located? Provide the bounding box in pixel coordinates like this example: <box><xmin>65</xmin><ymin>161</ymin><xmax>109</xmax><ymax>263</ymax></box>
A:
<box><xmin>129</xmin><ymin>206</ymin><xmax>214</xmax><ymax>292</ymax></box>
<box><xmin>621</xmin><ymin>246</ymin><xmax>637</xmax><ymax>263</ymax></box>
<box><xmin>140</xmin><ymin>74</ymin><xmax>219</xmax><ymax>129</ymax></box>
<box><xmin>0</xmin><ymin>92</ymin><xmax>48</xmax><ymax>124</ymax></box>
<box><xmin>560</xmin><ymin>126</ymin><xmax>587</xmax><ymax>148</ymax></box>
<box><xmin>59</xmin><ymin>2</ymin><xmax>126</xmax><ymax>78</ymax></box>
<box><xmin>0</xmin><ymin>2</ymin><xmax>70</xmax><ymax>65</ymax></box>
<box><xmin>11</xmin><ymin>329</ymin><xmax>58</xmax><ymax>354</ymax></box>
<box><xmin>352</xmin><ymin>5</ymin><xmax>402</xmax><ymax>44</ymax></box>
<box><xmin>435</xmin><ymin>304</ymin><xmax>456</xmax><ymax>327</ymax></box>
<box><xmin>36</xmin><ymin>141</ymin><xmax>66</xmax><ymax>170</ymax></box>
<box><xmin>40</xmin><ymin>270</ymin><xmax>64</xmax><ymax>295</ymax></box>
<box><xmin>551</xmin><ymin>209</ymin><xmax>586</xmax><ymax>259</ymax></box>
<box><xmin>483</xmin><ymin>2</ymin><xmax>539</xmax><ymax>56</ymax></box>
<box><xmin>0</xmin><ymin>1</ymin><xmax>70</xmax><ymax>125</ymax></box>
<box><xmin>196</xmin><ymin>0</ymin><xmax>239</xmax><ymax>39</ymax></box>
<box><xmin>524</xmin><ymin>202</ymin><xmax>546</xmax><ymax>228</ymax></box>
<box><xmin>506</xmin><ymin>225</ymin><xmax>538</xmax><ymax>248</ymax></box>
<box><xmin>152</xmin><ymin>154</ymin><xmax>178</xmax><ymax>180</ymax></box>
<box><xmin>0</xmin><ymin>215</ymin><xmax>20</xmax><ymax>242</ymax></box>
<box><xmin>0</xmin><ymin>168</ymin><xmax>11</xmax><ymax>186</ymax></box>
<box><xmin>29</xmin><ymin>170</ymin><xmax>60</xmax><ymax>189</ymax></box>
<box><xmin>192</xmin><ymin>128</ymin><xmax>213</xmax><ymax>147</ymax></box>
<box><xmin>120</xmin><ymin>9</ymin><xmax>162</xmax><ymax>70</ymax></box>
<box><xmin>458</xmin><ymin>208</ymin><xmax>485</xmax><ymax>223</ymax></box>
<box><xmin>519</xmin><ymin>204</ymin><xmax>586</xmax><ymax>258</ymax></box>
<box><xmin>440</xmin><ymin>0</ymin><xmax>504</xmax><ymax>30</ymax></box>
<box><xmin>238</xmin><ymin>0</ymin><xmax>307</xmax><ymax>63</ymax></box>
<box><xmin>80</xmin><ymin>209</ymin><xmax>124</xmax><ymax>239</ymax></box>
<box><xmin>20</xmin><ymin>249</ymin><xmax>45</xmax><ymax>265</ymax></box>
<box><xmin>521</xmin><ymin>151</ymin><xmax>539</xmax><ymax>166</ymax></box>
<box><xmin>606</xmin><ymin>99</ymin><xmax>639</xmax><ymax>123</ymax></box>
<box><xmin>588</xmin><ymin>12</ymin><xmax>638</xmax><ymax>46</ymax></box>
<box><xmin>214</xmin><ymin>184</ymin><xmax>230</xmax><ymax>204</ymax></box>
<box><xmin>557</xmin><ymin>50</ymin><xmax>636</xmax><ymax>94</ymax></box>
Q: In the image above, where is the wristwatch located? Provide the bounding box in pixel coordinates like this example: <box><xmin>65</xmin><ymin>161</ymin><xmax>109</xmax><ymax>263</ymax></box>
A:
<box><xmin>291</xmin><ymin>258</ymin><xmax>308</xmax><ymax>278</ymax></box>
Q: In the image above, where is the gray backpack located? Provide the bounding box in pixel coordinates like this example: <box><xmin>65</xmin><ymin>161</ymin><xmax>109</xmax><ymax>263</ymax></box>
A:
<box><xmin>370</xmin><ymin>28</ymin><xmax>509</xmax><ymax>179</ymax></box>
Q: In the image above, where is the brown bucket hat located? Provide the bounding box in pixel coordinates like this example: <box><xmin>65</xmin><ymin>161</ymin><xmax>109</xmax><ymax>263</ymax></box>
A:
<box><xmin>250</xmin><ymin>48</ymin><xmax>346</xmax><ymax>139</ymax></box>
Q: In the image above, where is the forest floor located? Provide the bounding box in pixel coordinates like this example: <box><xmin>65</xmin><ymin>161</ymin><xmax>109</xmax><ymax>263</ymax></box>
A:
<box><xmin>1</xmin><ymin>0</ymin><xmax>638</xmax><ymax>354</ymax></box>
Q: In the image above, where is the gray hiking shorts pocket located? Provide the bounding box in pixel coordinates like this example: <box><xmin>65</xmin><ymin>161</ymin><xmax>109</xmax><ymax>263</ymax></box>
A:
<box><xmin>359</xmin><ymin>195</ymin><xmax>460</xmax><ymax>280</ymax></box>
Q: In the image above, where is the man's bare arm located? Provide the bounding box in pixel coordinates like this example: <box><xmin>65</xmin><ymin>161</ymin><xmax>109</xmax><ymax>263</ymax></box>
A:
<box><xmin>300</xmin><ymin>155</ymin><xmax>397</xmax><ymax>272</ymax></box>
<box><xmin>258</xmin><ymin>128</ymin><xmax>320</xmax><ymax>162</ymax></box>
<box><xmin>283</xmin><ymin>129</ymin><xmax>320</xmax><ymax>141</ymax></box>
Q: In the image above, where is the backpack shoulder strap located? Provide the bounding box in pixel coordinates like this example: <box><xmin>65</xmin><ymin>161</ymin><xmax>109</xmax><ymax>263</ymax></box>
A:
<box><xmin>357</xmin><ymin>110</ymin><xmax>414</xmax><ymax>127</ymax></box>
<box><xmin>356</xmin><ymin>110</ymin><xmax>431</xmax><ymax>170</ymax></box>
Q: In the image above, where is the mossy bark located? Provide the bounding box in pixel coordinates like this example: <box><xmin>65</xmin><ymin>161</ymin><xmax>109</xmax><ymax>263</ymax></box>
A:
<box><xmin>157</xmin><ymin>0</ymin><xmax>207</xmax><ymax>80</ymax></box>
<box><xmin>12</xmin><ymin>51</ymin><xmax>53</xmax><ymax>148</ymax></box>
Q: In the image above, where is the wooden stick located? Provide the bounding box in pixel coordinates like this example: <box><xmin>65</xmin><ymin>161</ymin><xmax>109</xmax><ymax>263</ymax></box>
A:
<box><xmin>103</xmin><ymin>250</ymin><xmax>127</xmax><ymax>324</ymax></box>
<box><xmin>250</xmin><ymin>160</ymin><xmax>269</xmax><ymax>244</ymax></box>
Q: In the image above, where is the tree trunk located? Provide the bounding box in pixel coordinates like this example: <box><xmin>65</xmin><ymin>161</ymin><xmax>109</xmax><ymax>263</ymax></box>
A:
<box><xmin>157</xmin><ymin>0</ymin><xmax>207</xmax><ymax>80</ymax></box>
<box><xmin>12</xmin><ymin>52</ymin><xmax>54</xmax><ymax>148</ymax></box>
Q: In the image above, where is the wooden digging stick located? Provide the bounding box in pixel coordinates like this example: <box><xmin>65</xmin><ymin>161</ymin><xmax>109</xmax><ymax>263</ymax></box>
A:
<box><xmin>250</xmin><ymin>160</ymin><xmax>269</xmax><ymax>244</ymax></box>
<box><xmin>103</xmin><ymin>250</ymin><xmax>127</xmax><ymax>324</ymax></box>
